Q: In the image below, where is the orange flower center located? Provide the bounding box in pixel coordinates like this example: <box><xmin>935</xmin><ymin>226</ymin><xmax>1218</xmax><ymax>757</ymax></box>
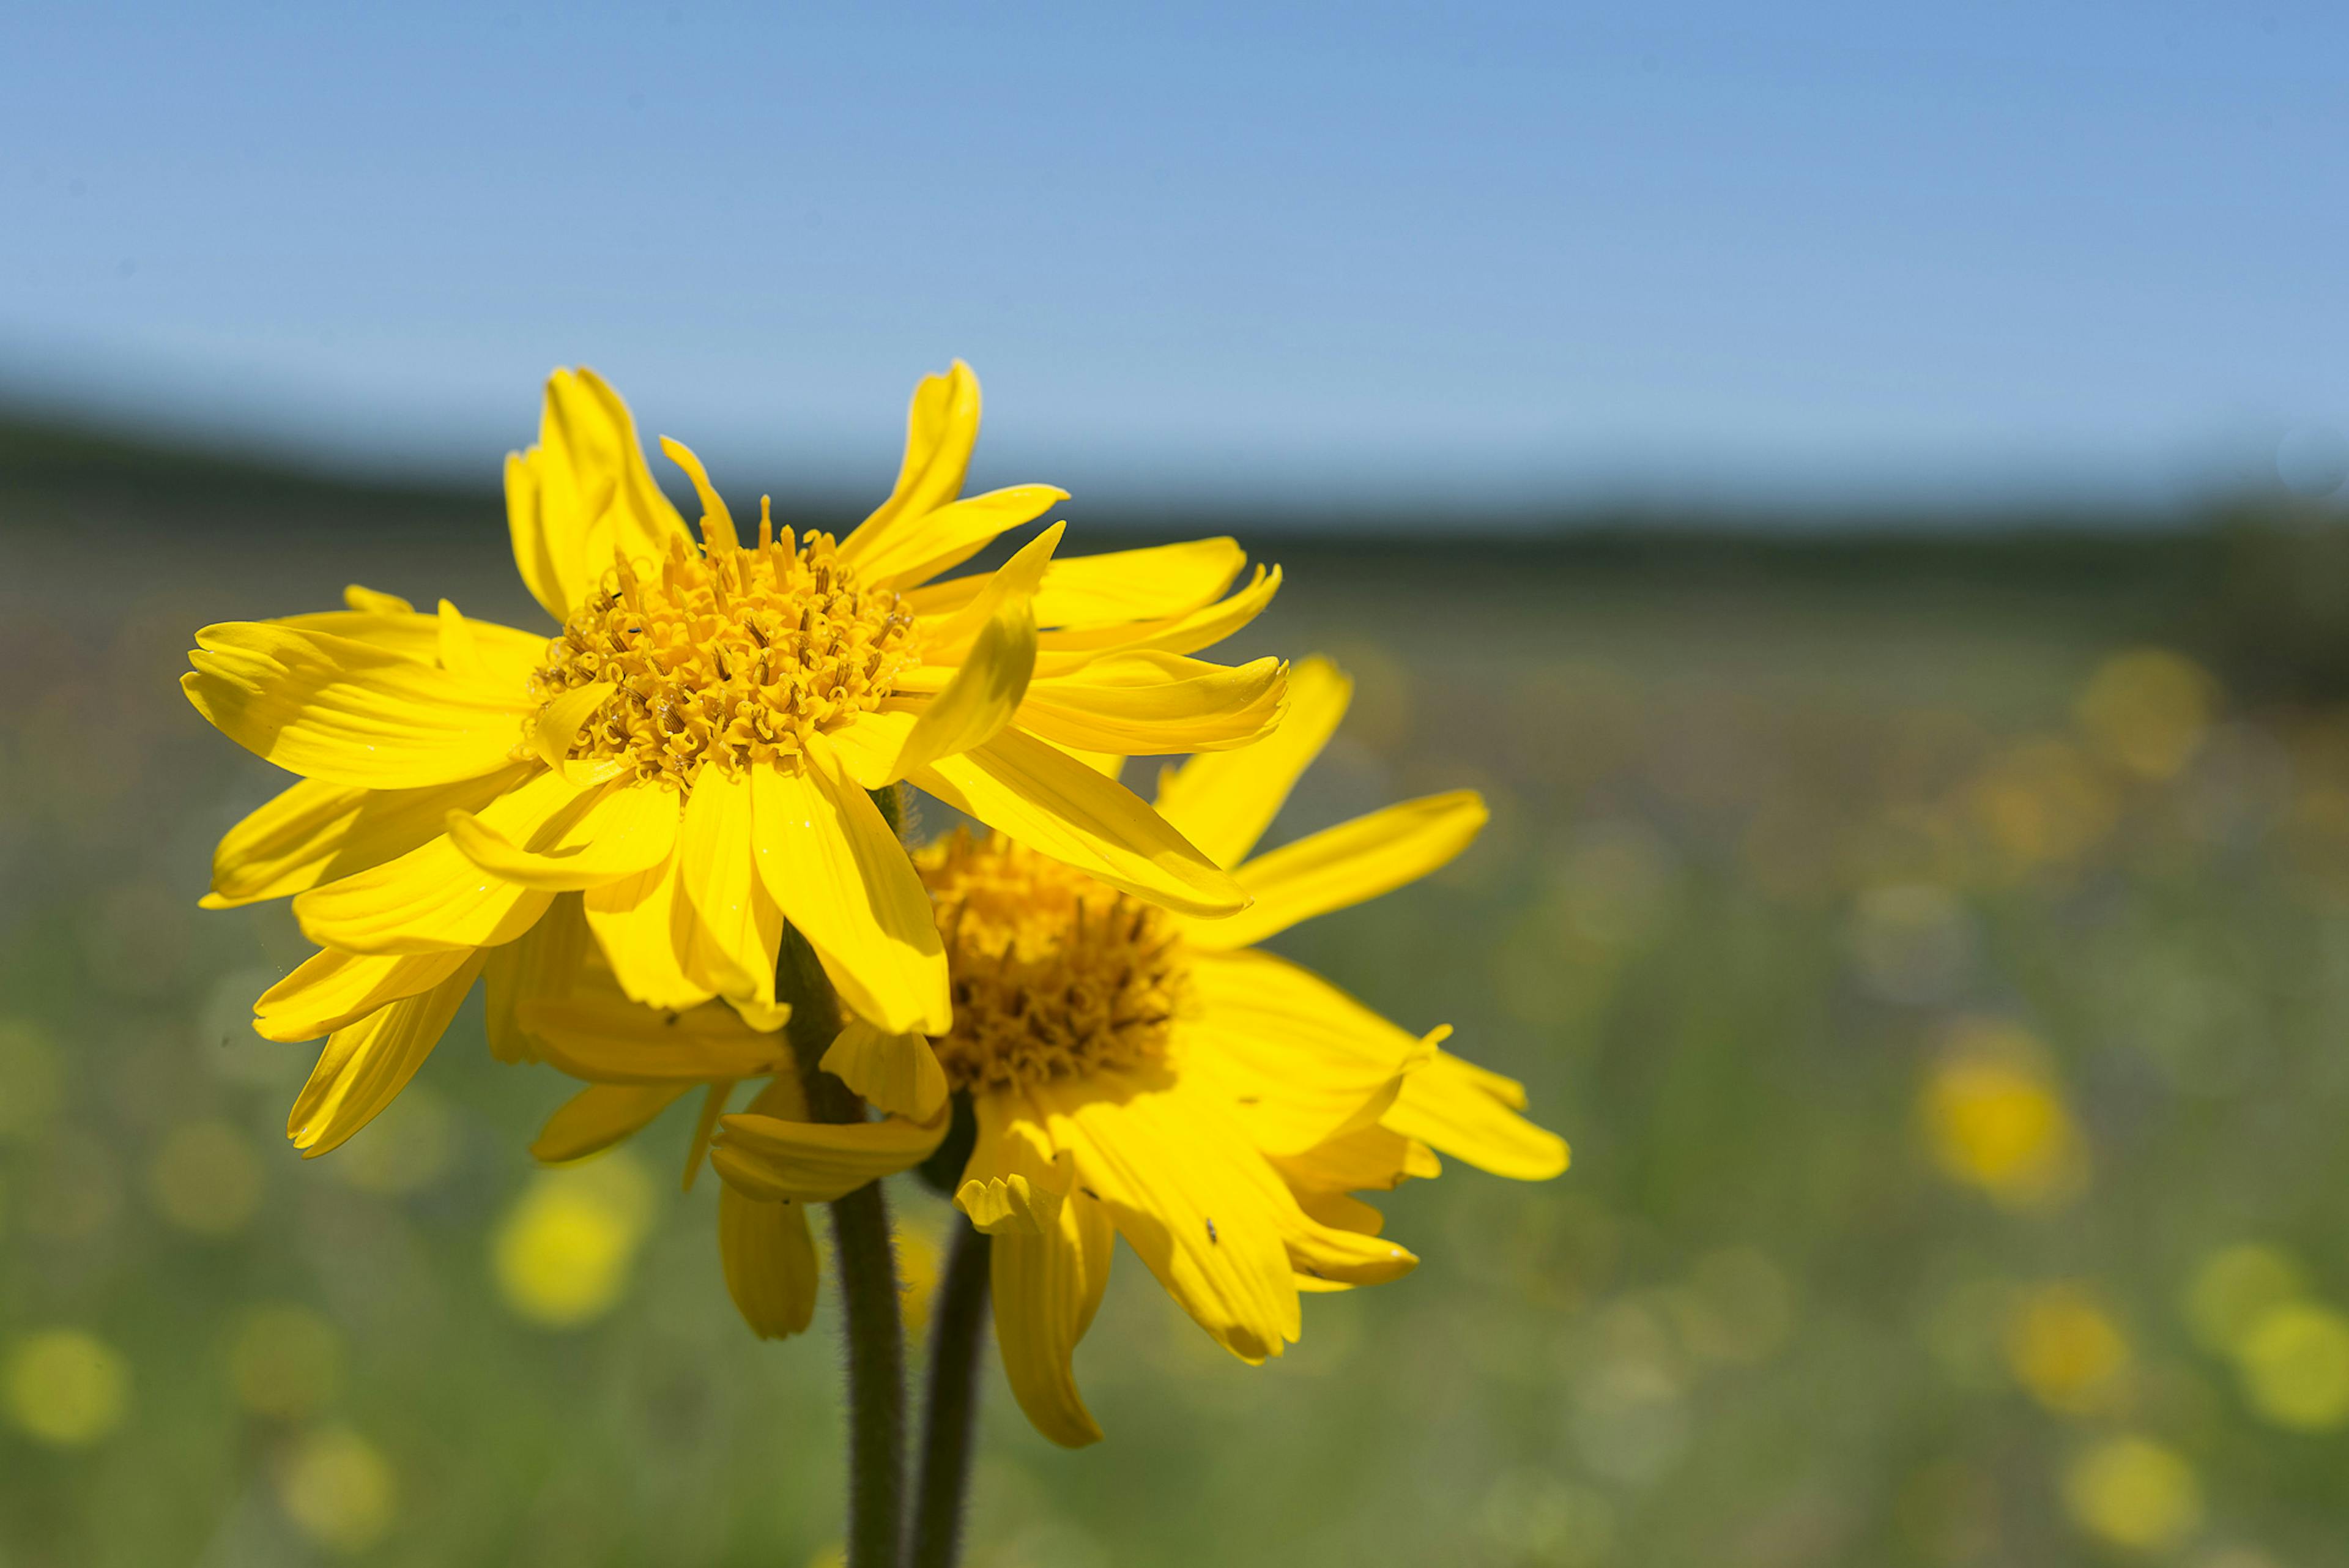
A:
<box><xmin>530</xmin><ymin>526</ymin><xmax>916</xmax><ymax>786</ymax></box>
<box><xmin>918</xmin><ymin>831</ymin><xmax>1191</xmax><ymax>1093</ymax></box>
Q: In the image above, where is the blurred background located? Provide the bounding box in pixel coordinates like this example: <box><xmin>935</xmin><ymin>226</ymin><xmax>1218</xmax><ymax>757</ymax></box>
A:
<box><xmin>7</xmin><ymin>2</ymin><xmax>2349</xmax><ymax>1565</ymax></box>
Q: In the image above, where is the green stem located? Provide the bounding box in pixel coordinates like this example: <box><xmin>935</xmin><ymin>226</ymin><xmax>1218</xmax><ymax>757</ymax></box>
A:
<box><xmin>779</xmin><ymin>929</ymin><xmax>906</xmax><ymax>1568</ymax></box>
<box><xmin>909</xmin><ymin>1221</ymin><xmax>993</xmax><ymax>1568</ymax></box>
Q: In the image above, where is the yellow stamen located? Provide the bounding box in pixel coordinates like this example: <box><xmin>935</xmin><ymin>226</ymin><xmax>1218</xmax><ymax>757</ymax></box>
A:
<box><xmin>918</xmin><ymin>831</ymin><xmax>1191</xmax><ymax>1093</ymax></box>
<box><xmin>529</xmin><ymin>531</ymin><xmax>916</xmax><ymax>786</ymax></box>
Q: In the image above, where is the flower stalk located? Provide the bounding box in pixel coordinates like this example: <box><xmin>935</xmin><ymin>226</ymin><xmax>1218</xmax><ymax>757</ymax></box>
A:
<box><xmin>780</xmin><ymin>927</ymin><xmax>906</xmax><ymax>1568</ymax></box>
<box><xmin>910</xmin><ymin>1220</ymin><xmax>993</xmax><ymax>1568</ymax></box>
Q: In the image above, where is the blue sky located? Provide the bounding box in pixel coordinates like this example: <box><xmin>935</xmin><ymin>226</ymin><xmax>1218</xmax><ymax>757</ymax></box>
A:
<box><xmin>4</xmin><ymin>2</ymin><xmax>2345</xmax><ymax>517</ymax></box>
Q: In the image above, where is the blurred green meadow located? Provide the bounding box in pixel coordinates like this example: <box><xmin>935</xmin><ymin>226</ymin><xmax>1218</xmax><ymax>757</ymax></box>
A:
<box><xmin>7</xmin><ymin>430</ymin><xmax>2349</xmax><ymax>1567</ymax></box>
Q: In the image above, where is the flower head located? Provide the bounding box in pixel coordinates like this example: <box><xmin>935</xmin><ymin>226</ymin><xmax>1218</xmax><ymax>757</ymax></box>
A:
<box><xmin>190</xmin><ymin>363</ymin><xmax>1285</xmax><ymax>1157</ymax></box>
<box><xmin>564</xmin><ymin>656</ymin><xmax>1569</xmax><ymax>1444</ymax></box>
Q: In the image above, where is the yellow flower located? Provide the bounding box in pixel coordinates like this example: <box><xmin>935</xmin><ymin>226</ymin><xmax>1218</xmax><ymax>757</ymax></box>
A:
<box><xmin>187</xmin><ymin>363</ymin><xmax>1283</xmax><ymax>1159</ymax></box>
<box><xmin>2062</xmin><ymin>1435</ymin><xmax>2201</xmax><ymax>1552</ymax></box>
<box><xmin>1918</xmin><ymin>1024</ymin><xmax>2084</xmax><ymax>1209</ymax></box>
<box><xmin>697</xmin><ymin>657</ymin><xmax>1569</xmax><ymax>1445</ymax></box>
<box><xmin>2003</xmin><ymin>1282</ymin><xmax>2130</xmax><ymax>1416</ymax></box>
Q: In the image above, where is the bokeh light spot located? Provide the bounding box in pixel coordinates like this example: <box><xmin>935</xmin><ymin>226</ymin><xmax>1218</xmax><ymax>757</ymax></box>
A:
<box><xmin>2063</xmin><ymin>1436</ymin><xmax>2201</xmax><ymax>1551</ymax></box>
<box><xmin>1920</xmin><ymin>1024</ymin><xmax>2085</xmax><ymax>1209</ymax></box>
<box><xmin>2183</xmin><ymin>1244</ymin><xmax>2306</xmax><ymax>1357</ymax></box>
<box><xmin>2076</xmin><ymin>648</ymin><xmax>2217</xmax><ymax>781</ymax></box>
<box><xmin>275</xmin><ymin>1424</ymin><xmax>398</xmax><ymax>1553</ymax></box>
<box><xmin>228</xmin><ymin>1303</ymin><xmax>346</xmax><ymax>1421</ymax></box>
<box><xmin>4</xmin><ymin>1328</ymin><xmax>130</xmax><ymax>1448</ymax></box>
<box><xmin>2236</xmin><ymin>1301</ymin><xmax>2349</xmax><ymax>1432</ymax></box>
<box><xmin>2005</xmin><ymin>1283</ymin><xmax>2131</xmax><ymax>1416</ymax></box>
<box><xmin>491</xmin><ymin>1152</ymin><xmax>655</xmax><ymax>1328</ymax></box>
<box><xmin>149</xmin><ymin>1118</ymin><xmax>264</xmax><ymax>1236</ymax></box>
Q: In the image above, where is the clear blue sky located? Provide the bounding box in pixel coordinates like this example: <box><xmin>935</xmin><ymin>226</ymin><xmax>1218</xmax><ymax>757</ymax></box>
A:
<box><xmin>4</xmin><ymin>1</ymin><xmax>2345</xmax><ymax>517</ymax></box>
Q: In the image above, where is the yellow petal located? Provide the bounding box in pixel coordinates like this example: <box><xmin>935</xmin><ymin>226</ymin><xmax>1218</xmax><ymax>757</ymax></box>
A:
<box><xmin>913</xmin><ymin>728</ymin><xmax>1244</xmax><ymax>917</ymax></box>
<box><xmin>582</xmin><ymin>851</ymin><xmax>715</xmax><ymax>1013</ymax></box>
<box><xmin>288</xmin><ymin>953</ymin><xmax>486</xmax><ymax>1156</ymax></box>
<box><xmin>749</xmin><ymin>742</ymin><xmax>949</xmax><ymax>1035</ymax></box>
<box><xmin>530</xmin><ymin>1081</ymin><xmax>690</xmax><ymax>1162</ymax></box>
<box><xmin>658</xmin><ymin>435</ymin><xmax>740</xmax><ymax>553</ymax></box>
<box><xmin>505</xmin><ymin>445</ymin><xmax>570</xmax><ymax>620</ymax></box>
<box><xmin>1294</xmin><ymin>1189</ymin><xmax>1389</xmax><ymax>1238</ymax></box>
<box><xmin>1283</xmin><ymin>1211</ymin><xmax>1416</xmax><ymax>1290</ymax></box>
<box><xmin>1028</xmin><ymin>537</ymin><xmax>1245</xmax><ymax>628</ymax></box>
<box><xmin>992</xmin><ymin>1191</ymin><xmax>1114</xmax><ymax>1447</ymax></box>
<box><xmin>1183</xmin><ymin>790</ymin><xmax>1486</xmax><ymax>951</ymax></box>
<box><xmin>292</xmin><ymin>771</ymin><xmax>584</xmax><ymax>953</ymax></box>
<box><xmin>1152</xmin><ymin>654</ymin><xmax>1351</xmax><ymax>868</ymax></box>
<box><xmin>881</xmin><ymin>525</ymin><xmax>1058</xmax><ymax>778</ymax></box>
<box><xmin>820</xmin><ymin>1019</ymin><xmax>949</xmax><ymax>1121</ymax></box>
<box><xmin>1385</xmin><ymin>1047</ymin><xmax>1569</xmax><ymax>1181</ymax></box>
<box><xmin>203</xmin><ymin>768</ymin><xmax>530</xmax><ymax>908</ymax></box>
<box><xmin>825</xmin><ymin>707</ymin><xmax>924</xmax><ymax>791</ymax></box>
<box><xmin>527</xmin><ymin>680</ymin><xmax>617</xmax><ymax>778</ymax></box>
<box><xmin>841</xmin><ymin>360</ymin><xmax>981</xmax><ymax>559</ymax></box>
<box><xmin>481</xmin><ymin>893</ymin><xmax>594</xmax><ymax>1063</ymax></box>
<box><xmin>1032</xmin><ymin>1071</ymin><xmax>1299</xmax><ymax>1362</ymax></box>
<box><xmin>276</xmin><ymin>606</ymin><xmax>546</xmax><ymax>691</ymax></box>
<box><xmin>448</xmin><ymin>777</ymin><xmax>680</xmax><ymax>891</ymax></box>
<box><xmin>678</xmin><ymin>768</ymin><xmax>784</xmax><ymax>1009</ymax></box>
<box><xmin>519</xmin><ymin>994</ymin><xmax>793</xmax><ymax>1083</ymax></box>
<box><xmin>254</xmin><ymin>947</ymin><xmax>474</xmax><ymax>1044</ymax></box>
<box><xmin>1182</xmin><ymin>948</ymin><xmax>1432</xmax><ymax>1154</ymax></box>
<box><xmin>436</xmin><ymin>598</ymin><xmax>484</xmax><ymax>678</ymax></box>
<box><xmin>855</xmin><ymin>485</ymin><xmax>1066</xmax><ymax>592</ymax></box>
<box><xmin>343</xmin><ymin>585</ymin><xmax>414</xmax><ymax>615</ymax></box>
<box><xmin>1015</xmin><ymin>652</ymin><xmax>1286</xmax><ymax>757</ymax></box>
<box><xmin>905</xmin><ymin>537</ymin><xmax>1243</xmax><ymax>630</ymax></box>
<box><xmin>509</xmin><ymin>368</ymin><xmax>692</xmax><ymax>614</ymax></box>
<box><xmin>711</xmin><ymin>1104</ymin><xmax>949</xmax><ymax>1203</ymax></box>
<box><xmin>721</xmin><ymin>1179</ymin><xmax>819</xmax><ymax>1339</ymax></box>
<box><xmin>1271</xmin><ymin>1123</ymin><xmax>1439</xmax><ymax>1195</ymax></box>
<box><xmin>1034</xmin><ymin>562</ymin><xmax>1282</xmax><ymax>659</ymax></box>
<box><xmin>184</xmin><ymin>624</ymin><xmax>533</xmax><ymax>790</ymax></box>
<box><xmin>956</xmin><ymin>1091</ymin><xmax>1072</xmax><ymax>1236</ymax></box>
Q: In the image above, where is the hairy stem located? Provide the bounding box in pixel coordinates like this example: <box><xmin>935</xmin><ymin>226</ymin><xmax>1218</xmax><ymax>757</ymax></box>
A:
<box><xmin>910</xmin><ymin>1219</ymin><xmax>993</xmax><ymax>1568</ymax></box>
<box><xmin>780</xmin><ymin>929</ymin><xmax>906</xmax><ymax>1568</ymax></box>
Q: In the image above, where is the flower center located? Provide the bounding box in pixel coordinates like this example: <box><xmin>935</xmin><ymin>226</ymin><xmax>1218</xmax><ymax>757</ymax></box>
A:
<box><xmin>530</xmin><ymin>525</ymin><xmax>916</xmax><ymax>785</ymax></box>
<box><xmin>918</xmin><ymin>831</ymin><xmax>1192</xmax><ymax>1094</ymax></box>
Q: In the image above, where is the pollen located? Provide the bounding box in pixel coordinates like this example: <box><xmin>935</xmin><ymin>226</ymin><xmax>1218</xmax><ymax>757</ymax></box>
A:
<box><xmin>918</xmin><ymin>831</ymin><xmax>1192</xmax><ymax>1094</ymax></box>
<box><xmin>530</xmin><ymin>517</ymin><xmax>916</xmax><ymax>786</ymax></box>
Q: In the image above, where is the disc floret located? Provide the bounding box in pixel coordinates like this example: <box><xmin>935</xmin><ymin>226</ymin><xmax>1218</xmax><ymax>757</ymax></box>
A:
<box><xmin>531</xmin><ymin>519</ymin><xmax>915</xmax><ymax>785</ymax></box>
<box><xmin>919</xmin><ymin>833</ymin><xmax>1192</xmax><ymax>1093</ymax></box>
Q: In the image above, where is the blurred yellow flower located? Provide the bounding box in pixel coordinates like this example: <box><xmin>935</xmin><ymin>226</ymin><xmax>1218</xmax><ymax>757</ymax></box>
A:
<box><xmin>149</xmin><ymin>1118</ymin><xmax>264</xmax><ymax>1236</ymax></box>
<box><xmin>276</xmin><ymin>1424</ymin><xmax>398</xmax><ymax>1553</ymax></box>
<box><xmin>2183</xmin><ymin>1243</ymin><xmax>2305</xmax><ymax>1357</ymax></box>
<box><xmin>2005</xmin><ymin>1283</ymin><xmax>2130</xmax><ymax>1415</ymax></box>
<box><xmin>2076</xmin><ymin>648</ymin><xmax>2216</xmax><ymax>781</ymax></box>
<box><xmin>1919</xmin><ymin>1024</ymin><xmax>2085</xmax><ymax>1209</ymax></box>
<box><xmin>2236</xmin><ymin>1301</ymin><xmax>2349</xmax><ymax>1432</ymax></box>
<box><xmin>492</xmin><ymin>1152</ymin><xmax>655</xmax><ymax>1328</ymax></box>
<box><xmin>4</xmin><ymin>1328</ymin><xmax>130</xmax><ymax>1448</ymax></box>
<box><xmin>228</xmin><ymin>1303</ymin><xmax>345</xmax><ymax>1421</ymax></box>
<box><xmin>187</xmin><ymin>362</ymin><xmax>1278</xmax><ymax>1164</ymax></box>
<box><xmin>1963</xmin><ymin>739</ymin><xmax>2117</xmax><ymax>874</ymax></box>
<box><xmin>2063</xmin><ymin>1435</ymin><xmax>2201</xmax><ymax>1552</ymax></box>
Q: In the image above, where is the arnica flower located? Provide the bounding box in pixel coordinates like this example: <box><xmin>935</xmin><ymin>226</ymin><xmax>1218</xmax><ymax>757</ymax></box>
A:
<box><xmin>533</xmin><ymin>657</ymin><xmax>1568</xmax><ymax>1444</ymax></box>
<box><xmin>187</xmin><ymin>363</ymin><xmax>1285</xmax><ymax>1158</ymax></box>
